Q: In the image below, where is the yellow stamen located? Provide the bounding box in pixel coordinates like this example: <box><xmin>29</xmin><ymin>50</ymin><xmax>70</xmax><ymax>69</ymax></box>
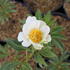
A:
<box><xmin>29</xmin><ymin>29</ymin><xmax>42</xmax><ymax>43</ymax></box>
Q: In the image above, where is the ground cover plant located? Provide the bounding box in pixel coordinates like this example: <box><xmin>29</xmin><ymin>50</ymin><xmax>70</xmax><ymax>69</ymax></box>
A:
<box><xmin>0</xmin><ymin>0</ymin><xmax>70</xmax><ymax>70</ymax></box>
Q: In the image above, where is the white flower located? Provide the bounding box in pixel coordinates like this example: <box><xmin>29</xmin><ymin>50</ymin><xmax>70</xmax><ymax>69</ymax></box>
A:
<box><xmin>17</xmin><ymin>16</ymin><xmax>51</xmax><ymax>50</ymax></box>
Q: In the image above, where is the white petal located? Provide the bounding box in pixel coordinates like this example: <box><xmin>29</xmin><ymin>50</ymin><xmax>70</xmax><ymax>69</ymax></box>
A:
<box><xmin>43</xmin><ymin>35</ymin><xmax>51</xmax><ymax>43</ymax></box>
<box><xmin>26</xmin><ymin>16</ymin><xmax>36</xmax><ymax>24</ymax></box>
<box><xmin>22</xmin><ymin>17</ymin><xmax>41</xmax><ymax>36</ymax></box>
<box><xmin>22</xmin><ymin>41</ymin><xmax>31</xmax><ymax>48</ymax></box>
<box><xmin>22</xmin><ymin>23</ymin><xmax>31</xmax><ymax>35</ymax></box>
<box><xmin>38</xmin><ymin>20</ymin><xmax>50</xmax><ymax>35</ymax></box>
<box><xmin>46</xmin><ymin>35</ymin><xmax>51</xmax><ymax>43</ymax></box>
<box><xmin>41</xmin><ymin>25</ymin><xmax>50</xmax><ymax>34</ymax></box>
<box><xmin>17</xmin><ymin>32</ymin><xmax>23</xmax><ymax>42</ymax></box>
<box><xmin>32</xmin><ymin>43</ymin><xmax>43</xmax><ymax>50</ymax></box>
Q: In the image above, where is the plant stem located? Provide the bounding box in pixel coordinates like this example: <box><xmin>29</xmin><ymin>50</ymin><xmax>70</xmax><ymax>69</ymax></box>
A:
<box><xmin>25</xmin><ymin>47</ymin><xmax>35</xmax><ymax>63</ymax></box>
<box><xmin>26</xmin><ymin>49</ymin><xmax>28</xmax><ymax>62</ymax></box>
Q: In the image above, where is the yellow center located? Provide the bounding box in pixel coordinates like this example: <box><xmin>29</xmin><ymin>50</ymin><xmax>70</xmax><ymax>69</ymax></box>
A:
<box><xmin>29</xmin><ymin>29</ymin><xmax>42</xmax><ymax>43</ymax></box>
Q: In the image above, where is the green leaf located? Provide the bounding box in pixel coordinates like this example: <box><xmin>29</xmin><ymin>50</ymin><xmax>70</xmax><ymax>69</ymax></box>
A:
<box><xmin>7</xmin><ymin>9</ymin><xmax>16</xmax><ymax>13</ymax></box>
<box><xmin>6</xmin><ymin>39</ymin><xmax>25</xmax><ymax>51</ymax></box>
<box><xmin>0</xmin><ymin>54</ymin><xmax>8</xmax><ymax>58</ymax></box>
<box><xmin>40</xmin><ymin>47</ymin><xmax>56</xmax><ymax>58</ymax></box>
<box><xmin>61</xmin><ymin>66</ymin><xmax>70</xmax><ymax>70</ymax></box>
<box><xmin>19</xmin><ymin>19</ymin><xmax>26</xmax><ymax>24</ymax></box>
<box><xmin>52</xmin><ymin>39</ymin><xmax>64</xmax><ymax>51</ymax></box>
<box><xmin>43</xmin><ymin>12</ymin><xmax>55</xmax><ymax>26</ymax></box>
<box><xmin>49</xmin><ymin>20</ymin><xmax>56</xmax><ymax>26</ymax></box>
<box><xmin>21</xmin><ymin>63</ymin><xmax>32</xmax><ymax>70</ymax></box>
<box><xmin>44</xmin><ymin>12</ymin><xmax>52</xmax><ymax>22</ymax></box>
<box><xmin>0</xmin><ymin>45</ymin><xmax>8</xmax><ymax>58</ymax></box>
<box><xmin>66</xmin><ymin>0</ymin><xmax>70</xmax><ymax>2</ymax></box>
<box><xmin>35</xmin><ymin>9</ymin><xmax>42</xmax><ymax>20</ymax></box>
<box><xmin>61</xmin><ymin>63</ymin><xmax>70</xmax><ymax>66</ymax></box>
<box><xmin>34</xmin><ymin>52</ymin><xmax>48</xmax><ymax>67</ymax></box>
<box><xmin>0</xmin><ymin>0</ymin><xmax>16</xmax><ymax>23</ymax></box>
<box><xmin>35</xmin><ymin>68</ymin><xmax>41</xmax><ymax>70</ymax></box>
<box><xmin>47</xmin><ymin>64</ymin><xmax>57</xmax><ymax>70</ymax></box>
<box><xmin>52</xmin><ymin>33</ymin><xmax>66</xmax><ymax>40</ymax></box>
<box><xmin>60</xmin><ymin>51</ymin><xmax>70</xmax><ymax>61</ymax></box>
<box><xmin>52</xmin><ymin>26</ymin><xmax>64</xmax><ymax>33</ymax></box>
<box><xmin>0</xmin><ymin>46</ymin><xmax>7</xmax><ymax>54</ymax></box>
<box><xmin>0</xmin><ymin>61</ymin><xmax>20</xmax><ymax>70</ymax></box>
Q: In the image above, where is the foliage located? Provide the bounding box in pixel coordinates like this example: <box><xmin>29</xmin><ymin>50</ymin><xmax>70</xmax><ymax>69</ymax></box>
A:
<box><xmin>65</xmin><ymin>0</ymin><xmax>70</xmax><ymax>2</ymax></box>
<box><xmin>5</xmin><ymin>38</ymin><xmax>56</xmax><ymax>69</ymax></box>
<box><xmin>0</xmin><ymin>45</ymin><xmax>9</xmax><ymax>58</ymax></box>
<box><xmin>0</xmin><ymin>10</ymin><xmax>69</xmax><ymax>70</ymax></box>
<box><xmin>0</xmin><ymin>0</ymin><xmax>16</xmax><ymax>23</ymax></box>
<box><xmin>0</xmin><ymin>61</ymin><xmax>20</xmax><ymax>70</ymax></box>
<box><xmin>47</xmin><ymin>51</ymin><xmax>70</xmax><ymax>70</ymax></box>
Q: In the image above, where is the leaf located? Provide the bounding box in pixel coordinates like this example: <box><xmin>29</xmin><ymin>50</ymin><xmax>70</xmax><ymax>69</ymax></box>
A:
<box><xmin>0</xmin><ymin>46</ymin><xmax>7</xmax><ymax>54</ymax></box>
<box><xmin>21</xmin><ymin>63</ymin><xmax>32</xmax><ymax>70</ymax></box>
<box><xmin>43</xmin><ymin>11</ymin><xmax>55</xmax><ymax>26</ymax></box>
<box><xmin>7</xmin><ymin>9</ymin><xmax>16</xmax><ymax>13</ymax></box>
<box><xmin>61</xmin><ymin>63</ymin><xmax>70</xmax><ymax>66</ymax></box>
<box><xmin>60</xmin><ymin>51</ymin><xmax>70</xmax><ymax>61</ymax></box>
<box><xmin>34</xmin><ymin>52</ymin><xmax>48</xmax><ymax>67</ymax></box>
<box><xmin>35</xmin><ymin>9</ymin><xmax>42</xmax><ymax>20</ymax></box>
<box><xmin>0</xmin><ymin>0</ymin><xmax>16</xmax><ymax>23</ymax></box>
<box><xmin>19</xmin><ymin>19</ymin><xmax>26</xmax><ymax>24</ymax></box>
<box><xmin>0</xmin><ymin>54</ymin><xmax>8</xmax><ymax>58</ymax></box>
<box><xmin>0</xmin><ymin>45</ymin><xmax>8</xmax><ymax>58</ymax></box>
<box><xmin>61</xmin><ymin>66</ymin><xmax>70</xmax><ymax>70</ymax></box>
<box><xmin>48</xmin><ymin>64</ymin><xmax>57</xmax><ymax>70</ymax></box>
<box><xmin>49</xmin><ymin>20</ymin><xmax>56</xmax><ymax>26</ymax></box>
<box><xmin>40</xmin><ymin>47</ymin><xmax>56</xmax><ymax>58</ymax></box>
<box><xmin>52</xmin><ymin>33</ymin><xmax>66</xmax><ymax>40</ymax></box>
<box><xmin>66</xmin><ymin>0</ymin><xmax>70</xmax><ymax>2</ymax></box>
<box><xmin>52</xmin><ymin>39</ymin><xmax>64</xmax><ymax>51</ymax></box>
<box><xmin>44</xmin><ymin>12</ymin><xmax>52</xmax><ymax>22</ymax></box>
<box><xmin>0</xmin><ymin>61</ymin><xmax>20</xmax><ymax>70</ymax></box>
<box><xmin>6</xmin><ymin>39</ymin><xmax>25</xmax><ymax>51</ymax></box>
<box><xmin>35</xmin><ymin>67</ymin><xmax>41</xmax><ymax>70</ymax></box>
<box><xmin>52</xmin><ymin>26</ymin><xmax>64</xmax><ymax>33</ymax></box>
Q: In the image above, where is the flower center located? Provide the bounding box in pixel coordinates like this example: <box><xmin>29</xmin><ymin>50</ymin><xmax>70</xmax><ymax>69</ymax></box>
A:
<box><xmin>29</xmin><ymin>29</ymin><xmax>42</xmax><ymax>43</ymax></box>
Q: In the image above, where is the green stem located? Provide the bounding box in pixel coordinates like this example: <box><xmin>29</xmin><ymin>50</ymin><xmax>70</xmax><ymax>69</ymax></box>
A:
<box><xmin>25</xmin><ymin>47</ymin><xmax>35</xmax><ymax>63</ymax></box>
<box><xmin>26</xmin><ymin>49</ymin><xmax>28</xmax><ymax>62</ymax></box>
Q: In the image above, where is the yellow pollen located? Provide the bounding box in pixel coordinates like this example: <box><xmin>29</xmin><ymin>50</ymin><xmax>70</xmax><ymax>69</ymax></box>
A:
<box><xmin>29</xmin><ymin>29</ymin><xmax>42</xmax><ymax>43</ymax></box>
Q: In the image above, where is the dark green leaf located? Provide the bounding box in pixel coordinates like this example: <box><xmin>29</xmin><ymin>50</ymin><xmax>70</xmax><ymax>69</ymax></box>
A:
<box><xmin>60</xmin><ymin>51</ymin><xmax>70</xmax><ymax>61</ymax></box>
<box><xmin>0</xmin><ymin>54</ymin><xmax>8</xmax><ymax>58</ymax></box>
<box><xmin>52</xmin><ymin>26</ymin><xmax>64</xmax><ymax>33</ymax></box>
<box><xmin>61</xmin><ymin>63</ymin><xmax>70</xmax><ymax>66</ymax></box>
<box><xmin>34</xmin><ymin>52</ymin><xmax>48</xmax><ymax>67</ymax></box>
<box><xmin>52</xmin><ymin>33</ymin><xmax>66</xmax><ymax>40</ymax></box>
<box><xmin>48</xmin><ymin>64</ymin><xmax>57</xmax><ymax>70</ymax></box>
<box><xmin>40</xmin><ymin>47</ymin><xmax>56</xmax><ymax>58</ymax></box>
<box><xmin>0</xmin><ymin>61</ymin><xmax>20</xmax><ymax>70</ymax></box>
<box><xmin>52</xmin><ymin>39</ymin><xmax>64</xmax><ymax>51</ymax></box>
<box><xmin>0</xmin><ymin>0</ymin><xmax>16</xmax><ymax>23</ymax></box>
<box><xmin>21</xmin><ymin>63</ymin><xmax>32</xmax><ymax>70</ymax></box>
<box><xmin>0</xmin><ymin>46</ymin><xmax>7</xmax><ymax>54</ymax></box>
<box><xmin>6</xmin><ymin>39</ymin><xmax>25</xmax><ymax>51</ymax></box>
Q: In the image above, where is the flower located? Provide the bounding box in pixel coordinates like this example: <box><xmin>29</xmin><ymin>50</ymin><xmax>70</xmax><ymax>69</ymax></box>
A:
<box><xmin>17</xmin><ymin>16</ymin><xmax>51</xmax><ymax>50</ymax></box>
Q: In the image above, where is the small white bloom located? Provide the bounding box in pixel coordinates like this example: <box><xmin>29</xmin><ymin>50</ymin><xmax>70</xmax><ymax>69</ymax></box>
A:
<box><xmin>17</xmin><ymin>16</ymin><xmax>51</xmax><ymax>50</ymax></box>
